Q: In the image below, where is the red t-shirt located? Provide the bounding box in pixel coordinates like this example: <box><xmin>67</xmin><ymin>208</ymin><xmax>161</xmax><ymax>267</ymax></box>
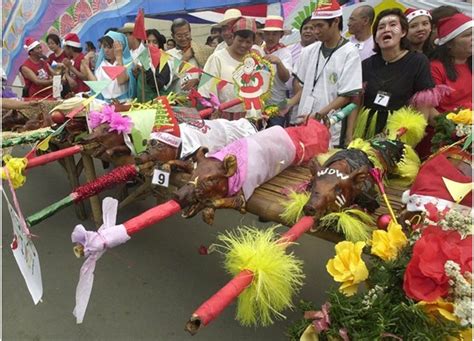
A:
<box><xmin>47</xmin><ymin>51</ymin><xmax>66</xmax><ymax>64</ymax></box>
<box><xmin>431</xmin><ymin>60</ymin><xmax>472</xmax><ymax>113</ymax></box>
<box><xmin>69</xmin><ymin>53</ymin><xmax>90</xmax><ymax>93</ymax></box>
<box><xmin>21</xmin><ymin>58</ymin><xmax>52</xmax><ymax>98</ymax></box>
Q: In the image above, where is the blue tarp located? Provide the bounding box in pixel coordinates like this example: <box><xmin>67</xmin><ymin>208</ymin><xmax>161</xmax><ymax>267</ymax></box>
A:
<box><xmin>80</xmin><ymin>0</ymin><xmax>282</xmax><ymax>47</ymax></box>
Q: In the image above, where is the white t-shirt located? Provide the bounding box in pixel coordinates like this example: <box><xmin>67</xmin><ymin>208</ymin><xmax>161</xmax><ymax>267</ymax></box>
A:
<box><xmin>95</xmin><ymin>60</ymin><xmax>128</xmax><ymax>100</ymax></box>
<box><xmin>295</xmin><ymin>40</ymin><xmax>362</xmax><ymax>146</ymax></box>
<box><xmin>267</xmin><ymin>47</ymin><xmax>292</xmax><ymax>105</ymax></box>
<box><xmin>198</xmin><ymin>48</ymin><xmax>244</xmax><ymax>113</ymax></box>
<box><xmin>167</xmin><ymin>47</ymin><xmax>199</xmax><ymax>94</ymax></box>
<box><xmin>349</xmin><ymin>36</ymin><xmax>375</xmax><ymax>61</ymax></box>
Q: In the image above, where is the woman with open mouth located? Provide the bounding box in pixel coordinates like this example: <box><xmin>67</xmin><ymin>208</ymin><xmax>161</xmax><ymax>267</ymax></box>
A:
<box><xmin>358</xmin><ymin>8</ymin><xmax>441</xmax><ymax>138</ymax></box>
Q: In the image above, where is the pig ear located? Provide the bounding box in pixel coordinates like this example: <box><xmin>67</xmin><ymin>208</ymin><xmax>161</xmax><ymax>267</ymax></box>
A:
<box><xmin>223</xmin><ymin>154</ymin><xmax>238</xmax><ymax>177</ymax></box>
<box><xmin>348</xmin><ymin>165</ymin><xmax>369</xmax><ymax>188</ymax></box>
<box><xmin>309</xmin><ymin>158</ymin><xmax>322</xmax><ymax>176</ymax></box>
<box><xmin>193</xmin><ymin>147</ymin><xmax>209</xmax><ymax>162</ymax></box>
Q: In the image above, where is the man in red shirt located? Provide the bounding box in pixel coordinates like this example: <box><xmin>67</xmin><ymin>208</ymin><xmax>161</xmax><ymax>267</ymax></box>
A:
<box><xmin>63</xmin><ymin>33</ymin><xmax>90</xmax><ymax>94</ymax></box>
<box><xmin>20</xmin><ymin>37</ymin><xmax>53</xmax><ymax>99</ymax></box>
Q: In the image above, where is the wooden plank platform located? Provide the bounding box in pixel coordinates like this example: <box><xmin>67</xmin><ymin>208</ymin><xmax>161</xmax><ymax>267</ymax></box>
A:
<box><xmin>171</xmin><ymin>166</ymin><xmax>408</xmax><ymax>244</ymax></box>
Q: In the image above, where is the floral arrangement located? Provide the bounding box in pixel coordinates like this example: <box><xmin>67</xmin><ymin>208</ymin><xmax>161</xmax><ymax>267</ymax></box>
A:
<box><xmin>432</xmin><ymin>108</ymin><xmax>472</xmax><ymax>153</ymax></box>
<box><xmin>288</xmin><ymin>205</ymin><xmax>472</xmax><ymax>341</ymax></box>
<box><xmin>263</xmin><ymin>104</ymin><xmax>280</xmax><ymax>119</ymax></box>
<box><xmin>88</xmin><ymin>105</ymin><xmax>133</xmax><ymax>134</ymax></box>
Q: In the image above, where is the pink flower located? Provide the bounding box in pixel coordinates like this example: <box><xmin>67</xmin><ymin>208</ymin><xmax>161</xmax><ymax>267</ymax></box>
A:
<box><xmin>88</xmin><ymin>110</ymin><xmax>103</xmax><ymax>129</ymax></box>
<box><xmin>101</xmin><ymin>105</ymin><xmax>116</xmax><ymax>124</ymax></box>
<box><xmin>108</xmin><ymin>113</ymin><xmax>133</xmax><ymax>134</ymax></box>
<box><xmin>304</xmin><ymin>302</ymin><xmax>331</xmax><ymax>332</ymax></box>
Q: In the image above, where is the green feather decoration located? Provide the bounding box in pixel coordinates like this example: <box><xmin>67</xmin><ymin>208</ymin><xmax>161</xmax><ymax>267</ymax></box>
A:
<box><xmin>353</xmin><ymin>107</ymin><xmax>370</xmax><ymax>139</ymax></box>
<box><xmin>319</xmin><ymin>208</ymin><xmax>376</xmax><ymax>242</ymax></box>
<box><xmin>217</xmin><ymin>226</ymin><xmax>305</xmax><ymax>327</ymax></box>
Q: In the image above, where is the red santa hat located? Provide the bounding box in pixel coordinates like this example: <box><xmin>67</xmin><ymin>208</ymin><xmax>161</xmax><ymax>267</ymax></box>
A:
<box><xmin>23</xmin><ymin>37</ymin><xmax>40</xmax><ymax>52</ymax></box>
<box><xmin>402</xmin><ymin>153</ymin><xmax>472</xmax><ymax>212</ymax></box>
<box><xmin>404</xmin><ymin>8</ymin><xmax>432</xmax><ymax>23</ymax></box>
<box><xmin>435</xmin><ymin>13</ymin><xmax>474</xmax><ymax>46</ymax></box>
<box><xmin>311</xmin><ymin>0</ymin><xmax>342</xmax><ymax>20</ymax></box>
<box><xmin>63</xmin><ymin>33</ymin><xmax>82</xmax><ymax>48</ymax></box>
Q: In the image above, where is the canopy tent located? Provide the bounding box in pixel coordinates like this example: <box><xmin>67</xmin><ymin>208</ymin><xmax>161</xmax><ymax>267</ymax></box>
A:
<box><xmin>138</xmin><ymin>4</ymin><xmax>270</xmax><ymax>24</ymax></box>
<box><xmin>2</xmin><ymin>0</ymin><xmax>282</xmax><ymax>84</ymax></box>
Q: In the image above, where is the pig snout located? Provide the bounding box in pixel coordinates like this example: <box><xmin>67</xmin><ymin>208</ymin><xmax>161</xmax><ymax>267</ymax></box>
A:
<box><xmin>303</xmin><ymin>196</ymin><xmax>325</xmax><ymax>218</ymax></box>
<box><xmin>174</xmin><ymin>183</ymin><xmax>196</xmax><ymax>208</ymax></box>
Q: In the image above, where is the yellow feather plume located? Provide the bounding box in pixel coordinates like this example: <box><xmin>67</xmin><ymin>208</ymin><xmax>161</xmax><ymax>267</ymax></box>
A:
<box><xmin>319</xmin><ymin>209</ymin><xmax>376</xmax><ymax>242</ymax></box>
<box><xmin>353</xmin><ymin>107</ymin><xmax>371</xmax><ymax>139</ymax></box>
<box><xmin>348</xmin><ymin>138</ymin><xmax>384</xmax><ymax>170</ymax></box>
<box><xmin>389</xmin><ymin>144</ymin><xmax>421</xmax><ymax>186</ymax></box>
<box><xmin>280</xmin><ymin>191</ymin><xmax>310</xmax><ymax>225</ymax></box>
<box><xmin>316</xmin><ymin>149</ymin><xmax>340</xmax><ymax>167</ymax></box>
<box><xmin>1</xmin><ymin>155</ymin><xmax>28</xmax><ymax>189</ymax></box>
<box><xmin>386</xmin><ymin>107</ymin><xmax>427</xmax><ymax>147</ymax></box>
<box><xmin>217</xmin><ymin>226</ymin><xmax>305</xmax><ymax>327</ymax></box>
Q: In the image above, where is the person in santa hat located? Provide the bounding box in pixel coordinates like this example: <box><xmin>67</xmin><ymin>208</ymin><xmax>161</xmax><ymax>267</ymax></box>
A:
<box><xmin>414</xmin><ymin>13</ymin><xmax>473</xmax><ymax>160</ymax></box>
<box><xmin>20</xmin><ymin>37</ymin><xmax>53</xmax><ymax>99</ymax></box>
<box><xmin>431</xmin><ymin>13</ymin><xmax>472</xmax><ymax>113</ymax></box>
<box><xmin>292</xmin><ymin>0</ymin><xmax>362</xmax><ymax>147</ymax></box>
<box><xmin>62</xmin><ymin>33</ymin><xmax>90</xmax><ymax>94</ymax></box>
<box><xmin>405</xmin><ymin>8</ymin><xmax>433</xmax><ymax>55</ymax></box>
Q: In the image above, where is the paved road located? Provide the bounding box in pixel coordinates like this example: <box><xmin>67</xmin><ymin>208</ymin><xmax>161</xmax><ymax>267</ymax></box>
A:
<box><xmin>2</xmin><ymin>148</ymin><xmax>335</xmax><ymax>341</ymax></box>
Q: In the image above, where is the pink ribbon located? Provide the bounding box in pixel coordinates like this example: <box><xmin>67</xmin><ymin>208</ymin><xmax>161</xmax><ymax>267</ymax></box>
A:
<box><xmin>71</xmin><ymin>197</ymin><xmax>130</xmax><ymax>323</ymax></box>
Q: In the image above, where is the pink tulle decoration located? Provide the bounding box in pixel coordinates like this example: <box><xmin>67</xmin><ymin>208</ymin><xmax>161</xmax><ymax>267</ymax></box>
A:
<box><xmin>88</xmin><ymin>110</ymin><xmax>103</xmax><ymax>129</ymax></box>
<box><xmin>108</xmin><ymin>113</ymin><xmax>133</xmax><ymax>134</ymax></box>
<box><xmin>100</xmin><ymin>105</ymin><xmax>117</xmax><ymax>124</ymax></box>
<box><xmin>409</xmin><ymin>84</ymin><xmax>452</xmax><ymax>108</ymax></box>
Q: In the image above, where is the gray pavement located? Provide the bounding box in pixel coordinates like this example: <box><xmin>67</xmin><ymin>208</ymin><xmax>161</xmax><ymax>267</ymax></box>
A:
<box><xmin>2</xmin><ymin>149</ymin><xmax>334</xmax><ymax>341</ymax></box>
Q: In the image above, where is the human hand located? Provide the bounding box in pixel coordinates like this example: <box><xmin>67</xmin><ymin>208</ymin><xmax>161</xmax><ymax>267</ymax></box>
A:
<box><xmin>182</xmin><ymin>47</ymin><xmax>194</xmax><ymax>62</ymax></box>
<box><xmin>63</xmin><ymin>58</ymin><xmax>72</xmax><ymax>68</ymax></box>
<box><xmin>181</xmin><ymin>78</ymin><xmax>199</xmax><ymax>91</ymax></box>
<box><xmin>264</xmin><ymin>55</ymin><xmax>281</xmax><ymax>65</ymax></box>
<box><xmin>113</xmin><ymin>41</ymin><xmax>123</xmax><ymax>58</ymax></box>
<box><xmin>132</xmin><ymin>64</ymin><xmax>141</xmax><ymax>78</ymax></box>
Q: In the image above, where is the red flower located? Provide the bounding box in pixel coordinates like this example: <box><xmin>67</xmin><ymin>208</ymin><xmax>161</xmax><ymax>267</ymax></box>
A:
<box><xmin>403</xmin><ymin>227</ymin><xmax>472</xmax><ymax>301</ymax></box>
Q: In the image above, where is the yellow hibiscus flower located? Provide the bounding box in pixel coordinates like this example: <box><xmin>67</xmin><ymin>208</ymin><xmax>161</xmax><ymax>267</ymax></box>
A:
<box><xmin>370</xmin><ymin>221</ymin><xmax>408</xmax><ymax>261</ymax></box>
<box><xmin>326</xmin><ymin>241</ymin><xmax>368</xmax><ymax>296</ymax></box>
<box><xmin>446</xmin><ymin>109</ymin><xmax>473</xmax><ymax>125</ymax></box>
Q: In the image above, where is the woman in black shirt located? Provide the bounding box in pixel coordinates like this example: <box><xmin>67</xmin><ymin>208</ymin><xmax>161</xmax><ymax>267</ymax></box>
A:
<box><xmin>360</xmin><ymin>9</ymin><xmax>438</xmax><ymax>137</ymax></box>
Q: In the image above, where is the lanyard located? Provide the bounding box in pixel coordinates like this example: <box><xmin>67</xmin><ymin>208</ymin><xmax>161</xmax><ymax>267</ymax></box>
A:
<box><xmin>312</xmin><ymin>38</ymin><xmax>344</xmax><ymax>90</ymax></box>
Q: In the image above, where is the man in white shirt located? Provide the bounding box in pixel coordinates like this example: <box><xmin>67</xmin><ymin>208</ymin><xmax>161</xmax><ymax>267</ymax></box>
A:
<box><xmin>261</xmin><ymin>15</ymin><xmax>293</xmax><ymax>126</ymax></box>
<box><xmin>348</xmin><ymin>5</ymin><xmax>376</xmax><ymax>61</ymax></box>
<box><xmin>292</xmin><ymin>0</ymin><xmax>362</xmax><ymax>147</ymax></box>
<box><xmin>167</xmin><ymin>18</ymin><xmax>213</xmax><ymax>94</ymax></box>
